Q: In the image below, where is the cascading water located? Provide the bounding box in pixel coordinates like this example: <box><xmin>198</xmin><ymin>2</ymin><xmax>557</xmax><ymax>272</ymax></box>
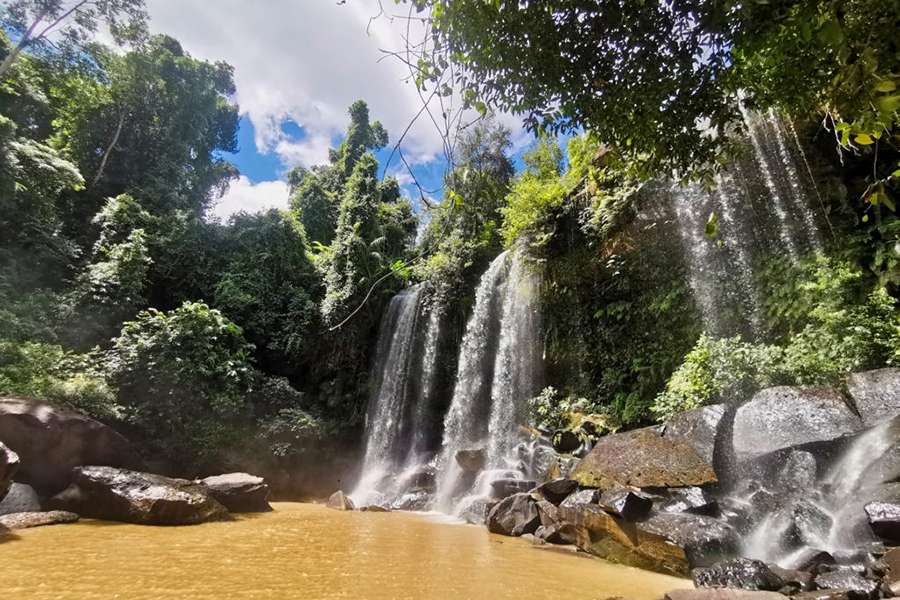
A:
<box><xmin>671</xmin><ymin>109</ymin><xmax>826</xmax><ymax>338</ymax></box>
<box><xmin>740</xmin><ymin>421</ymin><xmax>897</xmax><ymax>567</ymax></box>
<box><xmin>351</xmin><ymin>284</ymin><xmax>444</xmax><ymax>506</ymax></box>
<box><xmin>433</xmin><ymin>250</ymin><xmax>543</xmax><ymax>514</ymax></box>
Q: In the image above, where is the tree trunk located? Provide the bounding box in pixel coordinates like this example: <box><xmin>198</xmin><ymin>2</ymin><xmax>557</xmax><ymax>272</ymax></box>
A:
<box><xmin>90</xmin><ymin>111</ymin><xmax>126</xmax><ymax>189</ymax></box>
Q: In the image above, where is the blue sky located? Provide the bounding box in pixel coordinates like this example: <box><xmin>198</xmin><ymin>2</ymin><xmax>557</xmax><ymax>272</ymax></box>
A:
<box><xmin>135</xmin><ymin>0</ymin><xmax>535</xmax><ymax>221</ymax></box>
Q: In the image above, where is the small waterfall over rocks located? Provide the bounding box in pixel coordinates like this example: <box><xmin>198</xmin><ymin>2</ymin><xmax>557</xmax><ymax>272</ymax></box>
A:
<box><xmin>671</xmin><ymin>110</ymin><xmax>826</xmax><ymax>338</ymax></box>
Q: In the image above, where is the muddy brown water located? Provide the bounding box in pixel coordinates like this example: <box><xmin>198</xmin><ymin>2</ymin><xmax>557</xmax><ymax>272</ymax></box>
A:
<box><xmin>0</xmin><ymin>502</ymin><xmax>689</xmax><ymax>599</ymax></box>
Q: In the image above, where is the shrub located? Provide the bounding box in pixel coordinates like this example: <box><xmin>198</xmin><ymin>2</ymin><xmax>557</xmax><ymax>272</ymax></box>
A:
<box><xmin>529</xmin><ymin>386</ymin><xmax>620</xmax><ymax>443</ymax></box>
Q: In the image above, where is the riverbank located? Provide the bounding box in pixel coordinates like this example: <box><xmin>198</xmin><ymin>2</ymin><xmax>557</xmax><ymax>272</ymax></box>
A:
<box><xmin>0</xmin><ymin>502</ymin><xmax>687</xmax><ymax>599</ymax></box>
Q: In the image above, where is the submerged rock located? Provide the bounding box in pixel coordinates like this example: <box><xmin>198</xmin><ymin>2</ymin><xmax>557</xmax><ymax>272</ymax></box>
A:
<box><xmin>0</xmin><ymin>482</ymin><xmax>41</xmax><ymax>515</ymax></box>
<box><xmin>570</xmin><ymin>426</ymin><xmax>717</xmax><ymax>490</ymax></box>
<box><xmin>455</xmin><ymin>448</ymin><xmax>486</xmax><ymax>473</ymax></box>
<box><xmin>731</xmin><ymin>387</ymin><xmax>861</xmax><ymax>464</ymax></box>
<box><xmin>490</xmin><ymin>478</ymin><xmax>536</xmax><ymax>500</ymax></box>
<box><xmin>326</xmin><ymin>490</ymin><xmax>355</xmax><ymax>511</ymax></box>
<box><xmin>392</xmin><ymin>490</ymin><xmax>430</xmax><ymax>512</ymax></box>
<box><xmin>0</xmin><ymin>397</ymin><xmax>136</xmax><ymax>495</ymax></box>
<box><xmin>692</xmin><ymin>558</ymin><xmax>785</xmax><ymax>591</ymax></box>
<box><xmin>486</xmin><ymin>492</ymin><xmax>540</xmax><ymax>537</ymax></box>
<box><xmin>0</xmin><ymin>510</ymin><xmax>79</xmax><ymax>530</ymax></box>
<box><xmin>47</xmin><ymin>466</ymin><xmax>229</xmax><ymax>525</ymax></box>
<box><xmin>847</xmin><ymin>369</ymin><xmax>900</xmax><ymax>426</ymax></box>
<box><xmin>864</xmin><ymin>502</ymin><xmax>900</xmax><ymax>542</ymax></box>
<box><xmin>0</xmin><ymin>441</ymin><xmax>19</xmax><ymax>502</ymax></box>
<box><xmin>664</xmin><ymin>590</ymin><xmax>787</xmax><ymax>600</ymax></box>
<box><xmin>534</xmin><ymin>478</ymin><xmax>578</xmax><ymax>505</ymax></box>
<box><xmin>199</xmin><ymin>473</ymin><xmax>271</xmax><ymax>513</ymax></box>
<box><xmin>665</xmin><ymin>404</ymin><xmax>727</xmax><ymax>465</ymax></box>
<box><xmin>598</xmin><ymin>487</ymin><xmax>653</xmax><ymax>521</ymax></box>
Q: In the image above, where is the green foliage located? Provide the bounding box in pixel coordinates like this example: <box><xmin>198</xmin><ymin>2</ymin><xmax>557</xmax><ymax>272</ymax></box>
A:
<box><xmin>106</xmin><ymin>302</ymin><xmax>254</xmax><ymax>463</ymax></box>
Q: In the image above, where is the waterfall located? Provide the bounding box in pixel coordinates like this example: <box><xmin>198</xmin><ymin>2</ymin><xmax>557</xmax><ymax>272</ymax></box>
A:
<box><xmin>351</xmin><ymin>284</ymin><xmax>444</xmax><ymax>506</ymax></box>
<box><xmin>434</xmin><ymin>250</ymin><xmax>543</xmax><ymax>513</ymax></box>
<box><xmin>671</xmin><ymin>108</ymin><xmax>826</xmax><ymax>338</ymax></box>
<box><xmin>741</xmin><ymin>421</ymin><xmax>896</xmax><ymax>566</ymax></box>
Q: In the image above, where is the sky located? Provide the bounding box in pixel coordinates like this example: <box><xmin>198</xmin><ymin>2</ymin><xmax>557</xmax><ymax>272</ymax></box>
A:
<box><xmin>140</xmin><ymin>0</ymin><xmax>533</xmax><ymax>221</ymax></box>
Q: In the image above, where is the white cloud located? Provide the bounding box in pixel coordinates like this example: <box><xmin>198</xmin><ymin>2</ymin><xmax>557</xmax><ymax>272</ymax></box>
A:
<box><xmin>209</xmin><ymin>176</ymin><xmax>290</xmax><ymax>221</ymax></box>
<box><xmin>143</xmin><ymin>0</ymin><xmax>504</xmax><ymax>169</ymax></box>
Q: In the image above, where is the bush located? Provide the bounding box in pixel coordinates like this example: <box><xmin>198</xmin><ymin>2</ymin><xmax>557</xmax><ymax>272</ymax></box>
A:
<box><xmin>529</xmin><ymin>386</ymin><xmax>620</xmax><ymax>443</ymax></box>
<box><xmin>106</xmin><ymin>301</ymin><xmax>254</xmax><ymax>464</ymax></box>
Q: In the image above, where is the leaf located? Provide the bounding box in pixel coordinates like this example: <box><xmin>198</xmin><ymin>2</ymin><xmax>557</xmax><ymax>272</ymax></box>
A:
<box><xmin>875</xmin><ymin>80</ymin><xmax>897</xmax><ymax>93</ymax></box>
<box><xmin>817</xmin><ymin>18</ymin><xmax>844</xmax><ymax>48</ymax></box>
<box><xmin>704</xmin><ymin>212</ymin><xmax>719</xmax><ymax>239</ymax></box>
<box><xmin>855</xmin><ymin>133</ymin><xmax>875</xmax><ymax>145</ymax></box>
<box><xmin>876</xmin><ymin>95</ymin><xmax>900</xmax><ymax>115</ymax></box>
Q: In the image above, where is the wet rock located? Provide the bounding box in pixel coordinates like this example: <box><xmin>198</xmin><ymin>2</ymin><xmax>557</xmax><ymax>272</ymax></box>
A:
<box><xmin>656</xmin><ymin>486</ymin><xmax>719</xmax><ymax>516</ymax></box>
<box><xmin>665</xmin><ymin>404</ymin><xmax>727</xmax><ymax>465</ymax></box>
<box><xmin>864</xmin><ymin>502</ymin><xmax>900</xmax><ymax>541</ymax></box>
<box><xmin>406</xmin><ymin>464</ymin><xmax>437</xmax><ymax>491</ymax></box>
<box><xmin>534</xmin><ymin>478</ymin><xmax>578</xmax><ymax>505</ymax></box>
<box><xmin>664</xmin><ymin>590</ymin><xmax>787</xmax><ymax>600</ymax></box>
<box><xmin>598</xmin><ymin>487</ymin><xmax>653</xmax><ymax>521</ymax></box>
<box><xmin>791</xmin><ymin>590</ymin><xmax>855</xmax><ymax>600</ymax></box>
<box><xmin>326</xmin><ymin>490</ymin><xmax>355</xmax><ymax>511</ymax></box>
<box><xmin>691</xmin><ymin>558</ymin><xmax>785</xmax><ymax>591</ymax></box>
<box><xmin>535</xmin><ymin>500</ymin><xmax>576</xmax><ymax>544</ymax></box>
<box><xmin>768</xmin><ymin>565</ymin><xmax>813</xmax><ymax>592</ymax></box>
<box><xmin>881</xmin><ymin>547</ymin><xmax>900</xmax><ymax>595</ymax></box>
<box><xmin>0</xmin><ymin>482</ymin><xmax>41</xmax><ymax>515</ymax></box>
<box><xmin>814</xmin><ymin>569</ymin><xmax>879</xmax><ymax>599</ymax></box>
<box><xmin>560</xmin><ymin>488</ymin><xmax>600</xmax><ymax>508</ymax></box>
<box><xmin>0</xmin><ymin>510</ymin><xmax>79</xmax><ymax>530</ymax></box>
<box><xmin>786</xmin><ymin>500</ymin><xmax>834</xmax><ymax>548</ymax></box>
<box><xmin>789</xmin><ymin>548</ymin><xmax>836</xmax><ymax>573</ymax></box>
<box><xmin>775</xmin><ymin>451</ymin><xmax>819</xmax><ymax>492</ymax></box>
<box><xmin>0</xmin><ymin>441</ymin><xmax>19</xmax><ymax>502</ymax></box>
<box><xmin>553</xmin><ymin>430</ymin><xmax>581</xmax><ymax>454</ymax></box>
<box><xmin>199</xmin><ymin>473</ymin><xmax>271</xmax><ymax>513</ymax></box>
<box><xmin>0</xmin><ymin>397</ymin><xmax>137</xmax><ymax>495</ymax></box>
<box><xmin>545</xmin><ymin>455</ymin><xmax>581</xmax><ymax>480</ymax></box>
<box><xmin>847</xmin><ymin>369</ymin><xmax>900</xmax><ymax>426</ymax></box>
<box><xmin>47</xmin><ymin>466</ymin><xmax>229</xmax><ymax>525</ymax></box>
<box><xmin>490</xmin><ymin>478</ymin><xmax>537</xmax><ymax>500</ymax></box>
<box><xmin>637</xmin><ymin>512</ymin><xmax>740</xmax><ymax>569</ymax></box>
<box><xmin>392</xmin><ymin>490</ymin><xmax>430</xmax><ymax>512</ymax></box>
<box><xmin>360</xmin><ymin>504</ymin><xmax>391</xmax><ymax>512</ymax></box>
<box><xmin>455</xmin><ymin>448</ymin><xmax>486</xmax><ymax>473</ymax></box>
<box><xmin>570</xmin><ymin>426</ymin><xmax>717</xmax><ymax>490</ymax></box>
<box><xmin>732</xmin><ymin>387</ymin><xmax>862</xmax><ymax>464</ymax></box>
<box><xmin>457</xmin><ymin>496</ymin><xmax>494</xmax><ymax>525</ymax></box>
<box><xmin>486</xmin><ymin>492</ymin><xmax>540</xmax><ymax>537</ymax></box>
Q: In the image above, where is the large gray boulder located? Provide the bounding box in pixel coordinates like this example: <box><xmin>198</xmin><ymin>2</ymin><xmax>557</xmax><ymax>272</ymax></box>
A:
<box><xmin>570</xmin><ymin>425</ymin><xmax>717</xmax><ymax>490</ymax></box>
<box><xmin>665</xmin><ymin>404</ymin><xmax>727</xmax><ymax>465</ymax></box>
<box><xmin>0</xmin><ymin>397</ymin><xmax>135</xmax><ymax>494</ymax></box>
<box><xmin>692</xmin><ymin>558</ymin><xmax>785</xmax><ymax>591</ymax></box>
<box><xmin>47</xmin><ymin>466</ymin><xmax>229</xmax><ymax>525</ymax></box>
<box><xmin>636</xmin><ymin>512</ymin><xmax>740</xmax><ymax>569</ymax></box>
<box><xmin>0</xmin><ymin>441</ymin><xmax>19</xmax><ymax>502</ymax></box>
<box><xmin>486</xmin><ymin>492</ymin><xmax>540</xmax><ymax>536</ymax></box>
<box><xmin>0</xmin><ymin>482</ymin><xmax>41</xmax><ymax>515</ymax></box>
<box><xmin>199</xmin><ymin>473</ymin><xmax>271</xmax><ymax>513</ymax></box>
<box><xmin>847</xmin><ymin>369</ymin><xmax>900</xmax><ymax>426</ymax></box>
<box><xmin>732</xmin><ymin>387</ymin><xmax>862</xmax><ymax>464</ymax></box>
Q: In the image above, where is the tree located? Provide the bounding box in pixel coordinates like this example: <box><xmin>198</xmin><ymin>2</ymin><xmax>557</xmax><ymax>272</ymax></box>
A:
<box><xmin>0</xmin><ymin>0</ymin><xmax>147</xmax><ymax>78</ymax></box>
<box><xmin>288</xmin><ymin>167</ymin><xmax>338</xmax><ymax>246</ymax></box>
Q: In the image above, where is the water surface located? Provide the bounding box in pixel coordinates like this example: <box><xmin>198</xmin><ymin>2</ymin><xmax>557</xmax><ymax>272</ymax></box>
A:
<box><xmin>0</xmin><ymin>502</ymin><xmax>687</xmax><ymax>599</ymax></box>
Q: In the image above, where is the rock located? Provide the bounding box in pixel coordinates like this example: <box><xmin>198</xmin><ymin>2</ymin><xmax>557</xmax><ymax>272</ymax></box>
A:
<box><xmin>814</xmin><ymin>569</ymin><xmax>879</xmax><ymax>599</ymax></box>
<box><xmin>392</xmin><ymin>490</ymin><xmax>431</xmax><ymax>512</ymax></box>
<box><xmin>545</xmin><ymin>455</ymin><xmax>581</xmax><ymax>480</ymax></box>
<box><xmin>360</xmin><ymin>504</ymin><xmax>391</xmax><ymax>512</ymax></box>
<box><xmin>560</xmin><ymin>488</ymin><xmax>600</xmax><ymax>508</ymax></box>
<box><xmin>768</xmin><ymin>565</ymin><xmax>814</xmax><ymax>592</ymax></box>
<box><xmin>0</xmin><ymin>482</ymin><xmax>41</xmax><ymax>515</ymax></box>
<box><xmin>692</xmin><ymin>558</ymin><xmax>785</xmax><ymax>591</ymax></box>
<box><xmin>847</xmin><ymin>369</ymin><xmax>900</xmax><ymax>426</ymax></box>
<box><xmin>534</xmin><ymin>478</ymin><xmax>578</xmax><ymax>505</ymax></box>
<box><xmin>0</xmin><ymin>510</ymin><xmax>79</xmax><ymax>530</ymax></box>
<box><xmin>732</xmin><ymin>387</ymin><xmax>862</xmax><ymax>464</ymax></box>
<box><xmin>405</xmin><ymin>464</ymin><xmax>437</xmax><ymax>491</ymax></box>
<box><xmin>786</xmin><ymin>500</ymin><xmax>833</xmax><ymax>548</ymax></box>
<box><xmin>789</xmin><ymin>548</ymin><xmax>836</xmax><ymax>572</ymax></box>
<box><xmin>534</xmin><ymin>500</ymin><xmax>577</xmax><ymax>544</ymax></box>
<box><xmin>490</xmin><ymin>478</ymin><xmax>537</xmax><ymax>500</ymax></box>
<box><xmin>570</xmin><ymin>426</ymin><xmax>717</xmax><ymax>490</ymax></box>
<box><xmin>47</xmin><ymin>466</ymin><xmax>229</xmax><ymax>525</ymax></box>
<box><xmin>0</xmin><ymin>441</ymin><xmax>19</xmax><ymax>502</ymax></box>
<box><xmin>486</xmin><ymin>493</ymin><xmax>540</xmax><ymax>537</ymax></box>
<box><xmin>637</xmin><ymin>512</ymin><xmax>740</xmax><ymax>569</ymax></box>
<box><xmin>598</xmin><ymin>487</ymin><xmax>653</xmax><ymax>521</ymax></box>
<box><xmin>865</xmin><ymin>502</ymin><xmax>900</xmax><ymax>541</ymax></box>
<box><xmin>664</xmin><ymin>590</ymin><xmax>788</xmax><ymax>600</ymax></box>
<box><xmin>199</xmin><ymin>473</ymin><xmax>271</xmax><ymax>513</ymax></box>
<box><xmin>455</xmin><ymin>448</ymin><xmax>486</xmax><ymax>473</ymax></box>
<box><xmin>0</xmin><ymin>397</ymin><xmax>136</xmax><ymax>495</ymax></box>
<box><xmin>657</xmin><ymin>486</ymin><xmax>719</xmax><ymax>516</ymax></box>
<box><xmin>790</xmin><ymin>591</ymin><xmax>854</xmax><ymax>600</ymax></box>
<box><xmin>326</xmin><ymin>490</ymin><xmax>355</xmax><ymax>511</ymax></box>
<box><xmin>775</xmin><ymin>450</ymin><xmax>819</xmax><ymax>492</ymax></box>
<box><xmin>553</xmin><ymin>430</ymin><xmax>581</xmax><ymax>453</ymax></box>
<box><xmin>457</xmin><ymin>496</ymin><xmax>494</xmax><ymax>525</ymax></box>
<box><xmin>665</xmin><ymin>404</ymin><xmax>727</xmax><ymax>465</ymax></box>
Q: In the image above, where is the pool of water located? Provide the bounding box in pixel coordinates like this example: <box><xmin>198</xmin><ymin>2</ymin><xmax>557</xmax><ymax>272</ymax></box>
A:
<box><xmin>0</xmin><ymin>502</ymin><xmax>688</xmax><ymax>599</ymax></box>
